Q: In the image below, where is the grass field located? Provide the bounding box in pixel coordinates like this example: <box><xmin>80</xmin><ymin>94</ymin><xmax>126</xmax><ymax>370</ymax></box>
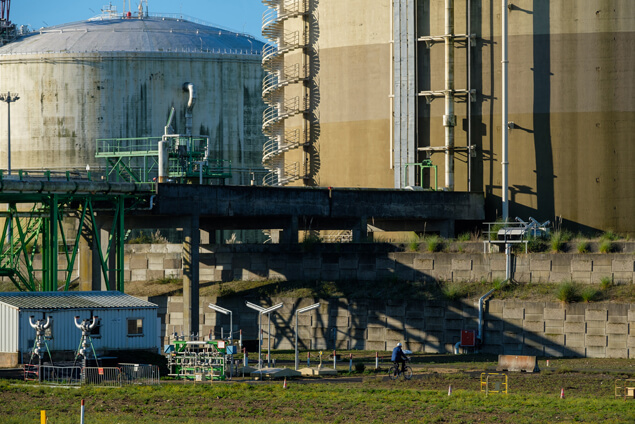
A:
<box><xmin>2</xmin><ymin>355</ymin><xmax>634</xmax><ymax>424</ymax></box>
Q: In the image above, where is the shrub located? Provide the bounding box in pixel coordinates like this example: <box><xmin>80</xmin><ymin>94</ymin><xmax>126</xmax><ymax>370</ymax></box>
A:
<box><xmin>354</xmin><ymin>362</ymin><xmax>366</xmax><ymax>373</ymax></box>
<box><xmin>425</xmin><ymin>235</ymin><xmax>442</xmax><ymax>252</ymax></box>
<box><xmin>527</xmin><ymin>235</ymin><xmax>548</xmax><ymax>253</ymax></box>
<box><xmin>442</xmin><ymin>282</ymin><xmax>465</xmax><ymax>301</ymax></box>
<box><xmin>599</xmin><ymin>240</ymin><xmax>614</xmax><ymax>254</ymax></box>
<box><xmin>599</xmin><ymin>276</ymin><xmax>613</xmax><ymax>290</ymax></box>
<box><xmin>556</xmin><ymin>281</ymin><xmax>579</xmax><ymax>303</ymax></box>
<box><xmin>576</xmin><ymin>241</ymin><xmax>590</xmax><ymax>254</ymax></box>
<box><xmin>580</xmin><ymin>286</ymin><xmax>598</xmax><ymax>303</ymax></box>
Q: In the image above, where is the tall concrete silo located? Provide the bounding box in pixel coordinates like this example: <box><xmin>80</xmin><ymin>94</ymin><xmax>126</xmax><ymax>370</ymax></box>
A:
<box><xmin>0</xmin><ymin>11</ymin><xmax>267</xmax><ymax>185</ymax></box>
<box><xmin>265</xmin><ymin>0</ymin><xmax>635</xmax><ymax>235</ymax></box>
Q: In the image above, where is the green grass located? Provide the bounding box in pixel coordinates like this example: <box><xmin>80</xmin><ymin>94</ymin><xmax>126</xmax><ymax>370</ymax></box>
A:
<box><xmin>600</xmin><ymin>276</ymin><xmax>613</xmax><ymax>290</ymax></box>
<box><xmin>2</xmin><ymin>369</ymin><xmax>635</xmax><ymax>424</ymax></box>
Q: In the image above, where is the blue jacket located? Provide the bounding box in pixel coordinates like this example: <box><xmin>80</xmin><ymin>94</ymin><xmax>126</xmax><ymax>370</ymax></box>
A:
<box><xmin>392</xmin><ymin>346</ymin><xmax>406</xmax><ymax>362</ymax></box>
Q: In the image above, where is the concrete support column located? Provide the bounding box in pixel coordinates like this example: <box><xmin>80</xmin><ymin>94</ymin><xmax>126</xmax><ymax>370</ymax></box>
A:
<box><xmin>183</xmin><ymin>214</ymin><xmax>200</xmax><ymax>338</ymax></box>
<box><xmin>282</xmin><ymin>215</ymin><xmax>299</xmax><ymax>244</ymax></box>
<box><xmin>352</xmin><ymin>217</ymin><xmax>368</xmax><ymax>242</ymax></box>
<box><xmin>78</xmin><ymin>233</ymin><xmax>95</xmax><ymax>291</ymax></box>
<box><xmin>440</xmin><ymin>219</ymin><xmax>455</xmax><ymax>239</ymax></box>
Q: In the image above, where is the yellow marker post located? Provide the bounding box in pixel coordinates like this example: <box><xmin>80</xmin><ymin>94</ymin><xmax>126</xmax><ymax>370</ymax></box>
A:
<box><xmin>40</xmin><ymin>410</ymin><xmax>46</xmax><ymax>424</ymax></box>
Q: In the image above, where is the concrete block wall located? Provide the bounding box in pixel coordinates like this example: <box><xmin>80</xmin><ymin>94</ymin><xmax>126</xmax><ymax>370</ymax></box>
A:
<box><xmin>140</xmin><ymin>295</ymin><xmax>635</xmax><ymax>359</ymax></box>
<box><xmin>123</xmin><ymin>244</ymin><xmax>635</xmax><ymax>285</ymax></box>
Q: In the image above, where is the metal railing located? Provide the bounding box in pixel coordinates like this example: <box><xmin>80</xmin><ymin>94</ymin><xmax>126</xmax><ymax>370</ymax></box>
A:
<box><xmin>24</xmin><ymin>365</ymin><xmax>82</xmax><ymax>386</ymax></box>
<box><xmin>23</xmin><ymin>364</ymin><xmax>160</xmax><ymax>386</ymax></box>
<box><xmin>119</xmin><ymin>363</ymin><xmax>161</xmax><ymax>386</ymax></box>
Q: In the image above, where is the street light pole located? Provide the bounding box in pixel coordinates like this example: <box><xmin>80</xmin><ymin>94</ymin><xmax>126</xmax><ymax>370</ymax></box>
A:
<box><xmin>0</xmin><ymin>91</ymin><xmax>20</xmax><ymax>176</ymax></box>
<box><xmin>295</xmin><ymin>303</ymin><xmax>320</xmax><ymax>371</ymax></box>
<box><xmin>208</xmin><ymin>303</ymin><xmax>233</xmax><ymax>343</ymax></box>
<box><xmin>246</xmin><ymin>301</ymin><xmax>283</xmax><ymax>371</ymax></box>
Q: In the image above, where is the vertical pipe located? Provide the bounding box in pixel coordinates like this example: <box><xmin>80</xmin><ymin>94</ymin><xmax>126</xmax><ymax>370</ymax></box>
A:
<box><xmin>389</xmin><ymin>0</ymin><xmax>394</xmax><ymax>170</ymax></box>
<box><xmin>467</xmin><ymin>0</ymin><xmax>472</xmax><ymax>192</ymax></box>
<box><xmin>50</xmin><ymin>195</ymin><xmax>58</xmax><ymax>292</ymax></box>
<box><xmin>294</xmin><ymin>311</ymin><xmax>299</xmax><ymax>370</ymax></box>
<box><xmin>501</xmin><ymin>0</ymin><xmax>509</xmax><ymax>221</ymax></box>
<box><xmin>444</xmin><ymin>0</ymin><xmax>455</xmax><ymax>191</ymax></box>
<box><xmin>6</xmin><ymin>95</ymin><xmax>11</xmax><ymax>176</ymax></box>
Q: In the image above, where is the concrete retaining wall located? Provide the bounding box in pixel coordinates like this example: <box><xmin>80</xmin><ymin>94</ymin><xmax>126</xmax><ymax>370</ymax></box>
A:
<box><xmin>124</xmin><ymin>244</ymin><xmax>635</xmax><ymax>285</ymax></box>
<box><xmin>141</xmin><ymin>295</ymin><xmax>635</xmax><ymax>359</ymax></box>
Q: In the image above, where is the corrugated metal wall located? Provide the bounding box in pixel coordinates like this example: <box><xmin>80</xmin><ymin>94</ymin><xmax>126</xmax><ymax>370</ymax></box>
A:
<box><xmin>16</xmin><ymin>307</ymin><xmax>158</xmax><ymax>355</ymax></box>
<box><xmin>0</xmin><ymin>303</ymin><xmax>19</xmax><ymax>353</ymax></box>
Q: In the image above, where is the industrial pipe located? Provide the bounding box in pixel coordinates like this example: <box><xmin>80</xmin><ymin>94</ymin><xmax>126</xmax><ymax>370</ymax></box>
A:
<box><xmin>477</xmin><ymin>288</ymin><xmax>496</xmax><ymax>343</ymax></box>
<box><xmin>183</xmin><ymin>82</ymin><xmax>196</xmax><ymax>136</ymax></box>
<box><xmin>501</xmin><ymin>0</ymin><xmax>509</xmax><ymax>220</ymax></box>
<box><xmin>444</xmin><ymin>0</ymin><xmax>455</xmax><ymax>191</ymax></box>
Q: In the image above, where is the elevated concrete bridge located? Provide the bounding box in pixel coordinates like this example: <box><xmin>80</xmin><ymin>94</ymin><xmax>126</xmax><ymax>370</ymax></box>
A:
<box><xmin>1</xmin><ymin>179</ymin><xmax>484</xmax><ymax>337</ymax></box>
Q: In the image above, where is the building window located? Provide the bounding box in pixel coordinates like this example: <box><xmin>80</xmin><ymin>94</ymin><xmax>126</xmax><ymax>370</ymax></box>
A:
<box><xmin>127</xmin><ymin>318</ymin><xmax>143</xmax><ymax>336</ymax></box>
<box><xmin>90</xmin><ymin>318</ymin><xmax>101</xmax><ymax>338</ymax></box>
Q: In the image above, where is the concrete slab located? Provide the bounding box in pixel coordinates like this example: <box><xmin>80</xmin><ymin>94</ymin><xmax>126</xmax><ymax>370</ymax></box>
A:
<box><xmin>299</xmin><ymin>367</ymin><xmax>338</xmax><ymax>377</ymax></box>
<box><xmin>250</xmin><ymin>367</ymin><xmax>302</xmax><ymax>379</ymax></box>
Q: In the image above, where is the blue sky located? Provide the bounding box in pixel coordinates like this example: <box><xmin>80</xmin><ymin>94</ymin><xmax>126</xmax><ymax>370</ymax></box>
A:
<box><xmin>10</xmin><ymin>0</ymin><xmax>267</xmax><ymax>40</ymax></box>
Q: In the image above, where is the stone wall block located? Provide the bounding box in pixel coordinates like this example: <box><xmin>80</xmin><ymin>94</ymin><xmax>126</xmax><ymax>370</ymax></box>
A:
<box><xmin>502</xmin><ymin>307</ymin><xmax>524</xmax><ymax>320</ymax></box>
<box><xmin>585</xmin><ymin>335</ymin><xmax>607</xmax><ymax>347</ymax></box>
<box><xmin>585</xmin><ymin>309</ymin><xmax>608</xmax><ymax>321</ymax></box>
<box><xmin>612</xmin><ymin>259</ymin><xmax>634</xmax><ymax>273</ymax></box>
<box><xmin>571</xmin><ymin>258</ymin><xmax>593</xmax><ymax>272</ymax></box>
<box><xmin>130</xmin><ymin>255</ymin><xmax>148</xmax><ymax>269</ymax></box>
<box><xmin>530</xmin><ymin>258</ymin><xmax>552</xmax><ymax>271</ymax></box>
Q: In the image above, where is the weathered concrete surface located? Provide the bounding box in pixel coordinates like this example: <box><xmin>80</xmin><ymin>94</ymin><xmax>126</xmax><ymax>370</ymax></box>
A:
<box><xmin>145</xmin><ymin>294</ymin><xmax>635</xmax><ymax>359</ymax></box>
<box><xmin>279</xmin><ymin>0</ymin><xmax>635</xmax><ymax>235</ymax></box>
<box><xmin>154</xmin><ymin>184</ymin><xmax>485</xmax><ymax>236</ymax></box>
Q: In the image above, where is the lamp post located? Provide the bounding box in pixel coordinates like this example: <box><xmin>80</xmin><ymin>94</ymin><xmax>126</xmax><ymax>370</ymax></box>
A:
<box><xmin>245</xmin><ymin>301</ymin><xmax>283</xmax><ymax>370</ymax></box>
<box><xmin>208</xmin><ymin>303</ymin><xmax>233</xmax><ymax>343</ymax></box>
<box><xmin>295</xmin><ymin>302</ymin><xmax>320</xmax><ymax>370</ymax></box>
<box><xmin>0</xmin><ymin>91</ymin><xmax>20</xmax><ymax>176</ymax></box>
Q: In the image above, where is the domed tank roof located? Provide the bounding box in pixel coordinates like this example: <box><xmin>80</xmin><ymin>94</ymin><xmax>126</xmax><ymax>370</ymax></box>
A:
<box><xmin>0</xmin><ymin>17</ymin><xmax>264</xmax><ymax>55</ymax></box>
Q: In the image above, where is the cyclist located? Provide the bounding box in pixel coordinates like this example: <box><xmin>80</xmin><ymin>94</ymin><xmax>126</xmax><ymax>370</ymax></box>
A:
<box><xmin>391</xmin><ymin>342</ymin><xmax>408</xmax><ymax>374</ymax></box>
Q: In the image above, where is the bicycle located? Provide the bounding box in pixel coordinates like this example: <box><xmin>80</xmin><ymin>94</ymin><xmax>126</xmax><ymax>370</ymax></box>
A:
<box><xmin>387</xmin><ymin>359</ymin><xmax>413</xmax><ymax>380</ymax></box>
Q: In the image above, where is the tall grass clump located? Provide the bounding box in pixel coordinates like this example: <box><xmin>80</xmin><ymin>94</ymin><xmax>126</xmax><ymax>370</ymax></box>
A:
<box><xmin>492</xmin><ymin>277</ymin><xmax>507</xmax><ymax>291</ymax></box>
<box><xmin>441</xmin><ymin>282</ymin><xmax>465</xmax><ymax>301</ymax></box>
<box><xmin>424</xmin><ymin>235</ymin><xmax>442</xmax><ymax>252</ymax></box>
<box><xmin>600</xmin><ymin>230</ymin><xmax>619</xmax><ymax>241</ymax></box>
<box><xmin>555</xmin><ymin>281</ymin><xmax>579</xmax><ymax>303</ymax></box>
<box><xmin>457</xmin><ymin>232</ymin><xmax>471</xmax><ymax>242</ymax></box>
<box><xmin>550</xmin><ymin>230</ymin><xmax>572</xmax><ymax>252</ymax></box>
<box><xmin>598</xmin><ymin>239</ymin><xmax>614</xmax><ymax>254</ymax></box>
<box><xmin>580</xmin><ymin>286</ymin><xmax>598</xmax><ymax>302</ymax></box>
<box><xmin>407</xmin><ymin>235</ymin><xmax>420</xmax><ymax>252</ymax></box>
<box><xmin>599</xmin><ymin>276</ymin><xmax>613</xmax><ymax>291</ymax></box>
<box><xmin>576</xmin><ymin>240</ymin><xmax>590</xmax><ymax>253</ymax></box>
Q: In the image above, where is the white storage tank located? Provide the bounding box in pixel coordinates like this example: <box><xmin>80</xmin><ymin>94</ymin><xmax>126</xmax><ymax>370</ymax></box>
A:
<box><xmin>0</xmin><ymin>14</ymin><xmax>266</xmax><ymax>184</ymax></box>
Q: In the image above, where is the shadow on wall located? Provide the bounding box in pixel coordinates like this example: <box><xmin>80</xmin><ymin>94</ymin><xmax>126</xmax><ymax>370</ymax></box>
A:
<box><xmin>193</xmin><ymin>244</ymin><xmax>602</xmax><ymax>357</ymax></box>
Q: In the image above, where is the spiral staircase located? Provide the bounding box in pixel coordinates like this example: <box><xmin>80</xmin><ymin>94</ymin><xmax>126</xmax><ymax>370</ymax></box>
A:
<box><xmin>261</xmin><ymin>0</ymin><xmax>309</xmax><ymax>186</ymax></box>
